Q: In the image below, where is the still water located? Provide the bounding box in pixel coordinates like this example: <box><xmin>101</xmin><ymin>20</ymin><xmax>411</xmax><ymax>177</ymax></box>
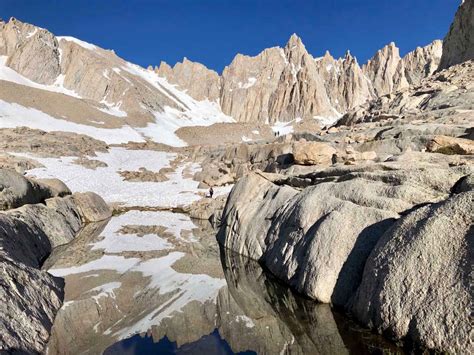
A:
<box><xmin>45</xmin><ymin>213</ymin><xmax>404</xmax><ymax>355</ymax></box>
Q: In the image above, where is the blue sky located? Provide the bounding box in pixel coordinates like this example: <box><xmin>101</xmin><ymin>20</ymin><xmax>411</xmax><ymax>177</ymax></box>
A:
<box><xmin>1</xmin><ymin>0</ymin><xmax>459</xmax><ymax>73</ymax></box>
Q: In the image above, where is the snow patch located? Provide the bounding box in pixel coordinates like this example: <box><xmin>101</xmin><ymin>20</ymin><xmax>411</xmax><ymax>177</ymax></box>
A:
<box><xmin>0</xmin><ymin>100</ymin><xmax>144</xmax><ymax>144</ymax></box>
<box><xmin>26</xmin><ymin>28</ymin><xmax>38</xmax><ymax>39</ymax></box>
<box><xmin>271</xmin><ymin>121</ymin><xmax>294</xmax><ymax>135</ymax></box>
<box><xmin>57</xmin><ymin>36</ymin><xmax>97</xmax><ymax>51</ymax></box>
<box><xmin>19</xmin><ymin>147</ymin><xmax>232</xmax><ymax>207</ymax></box>
<box><xmin>237</xmin><ymin>77</ymin><xmax>257</xmax><ymax>89</ymax></box>
<box><xmin>98</xmin><ymin>100</ymin><xmax>127</xmax><ymax>118</ymax></box>
<box><xmin>236</xmin><ymin>315</ymin><xmax>255</xmax><ymax>328</ymax></box>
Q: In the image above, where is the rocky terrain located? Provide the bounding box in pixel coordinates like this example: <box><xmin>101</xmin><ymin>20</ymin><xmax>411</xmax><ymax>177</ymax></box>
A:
<box><xmin>0</xmin><ymin>169</ymin><xmax>111</xmax><ymax>353</ymax></box>
<box><xmin>216</xmin><ymin>2</ymin><xmax>473</xmax><ymax>353</ymax></box>
<box><xmin>0</xmin><ymin>0</ymin><xmax>472</xmax><ymax>354</ymax></box>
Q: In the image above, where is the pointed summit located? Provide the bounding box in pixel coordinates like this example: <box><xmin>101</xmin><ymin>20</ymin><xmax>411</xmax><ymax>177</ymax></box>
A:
<box><xmin>285</xmin><ymin>33</ymin><xmax>305</xmax><ymax>50</ymax></box>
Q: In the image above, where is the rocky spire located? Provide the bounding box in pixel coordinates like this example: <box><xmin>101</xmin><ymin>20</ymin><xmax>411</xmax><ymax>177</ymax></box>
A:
<box><xmin>363</xmin><ymin>42</ymin><xmax>402</xmax><ymax>96</ymax></box>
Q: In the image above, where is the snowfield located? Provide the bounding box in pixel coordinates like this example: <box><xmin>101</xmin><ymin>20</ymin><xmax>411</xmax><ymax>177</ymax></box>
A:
<box><xmin>0</xmin><ymin>100</ymin><xmax>145</xmax><ymax>144</ymax></box>
<box><xmin>18</xmin><ymin>147</ymin><xmax>232</xmax><ymax>207</ymax></box>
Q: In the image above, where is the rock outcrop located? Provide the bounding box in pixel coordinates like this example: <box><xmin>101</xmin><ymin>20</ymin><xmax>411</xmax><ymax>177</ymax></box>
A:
<box><xmin>351</xmin><ymin>188</ymin><xmax>473</xmax><ymax>353</ymax></box>
<box><xmin>218</xmin><ymin>151</ymin><xmax>473</xmax><ymax>352</ymax></box>
<box><xmin>0</xmin><ymin>169</ymin><xmax>111</xmax><ymax>353</ymax></box>
<box><xmin>154</xmin><ymin>58</ymin><xmax>221</xmax><ymax>102</ymax></box>
<box><xmin>339</xmin><ymin>59</ymin><xmax>474</xmax><ymax>127</ymax></box>
<box><xmin>362</xmin><ymin>40</ymin><xmax>442</xmax><ymax>97</ymax></box>
<box><xmin>439</xmin><ymin>0</ymin><xmax>474</xmax><ymax>70</ymax></box>
<box><xmin>218</xmin><ymin>158</ymin><xmax>471</xmax><ymax>305</ymax></box>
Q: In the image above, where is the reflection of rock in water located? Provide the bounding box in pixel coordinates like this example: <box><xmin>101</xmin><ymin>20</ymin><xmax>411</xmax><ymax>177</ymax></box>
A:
<box><xmin>219</xmin><ymin>247</ymin><xmax>404</xmax><ymax>355</ymax></box>
<box><xmin>46</xmin><ymin>215</ymin><xmax>402</xmax><ymax>355</ymax></box>
<box><xmin>219</xmin><ymin>247</ymin><xmax>348</xmax><ymax>354</ymax></box>
<box><xmin>46</xmin><ymin>215</ymin><xmax>227</xmax><ymax>355</ymax></box>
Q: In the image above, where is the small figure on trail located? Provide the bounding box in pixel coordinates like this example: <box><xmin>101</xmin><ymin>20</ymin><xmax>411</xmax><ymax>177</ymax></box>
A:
<box><xmin>209</xmin><ymin>186</ymin><xmax>214</xmax><ymax>198</ymax></box>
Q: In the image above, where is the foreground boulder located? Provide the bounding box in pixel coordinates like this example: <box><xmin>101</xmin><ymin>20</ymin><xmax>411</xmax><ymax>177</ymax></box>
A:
<box><xmin>70</xmin><ymin>192</ymin><xmax>112</xmax><ymax>222</ymax></box>
<box><xmin>351</xmin><ymin>189</ymin><xmax>473</xmax><ymax>353</ymax></box>
<box><xmin>218</xmin><ymin>159</ymin><xmax>472</xmax><ymax>307</ymax></box>
<box><xmin>0</xmin><ymin>257</ymin><xmax>64</xmax><ymax>354</ymax></box>
<box><xmin>0</xmin><ymin>169</ymin><xmax>111</xmax><ymax>353</ymax></box>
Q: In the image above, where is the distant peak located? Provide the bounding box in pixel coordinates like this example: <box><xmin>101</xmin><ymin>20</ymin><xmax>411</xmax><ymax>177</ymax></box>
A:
<box><xmin>286</xmin><ymin>33</ymin><xmax>304</xmax><ymax>49</ymax></box>
<box><xmin>324</xmin><ymin>50</ymin><xmax>332</xmax><ymax>58</ymax></box>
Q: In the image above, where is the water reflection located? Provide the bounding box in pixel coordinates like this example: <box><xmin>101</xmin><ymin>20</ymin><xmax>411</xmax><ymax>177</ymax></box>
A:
<box><xmin>105</xmin><ymin>329</ymin><xmax>256</xmax><ymax>355</ymax></box>
<box><xmin>46</xmin><ymin>215</ymin><xmax>403</xmax><ymax>355</ymax></box>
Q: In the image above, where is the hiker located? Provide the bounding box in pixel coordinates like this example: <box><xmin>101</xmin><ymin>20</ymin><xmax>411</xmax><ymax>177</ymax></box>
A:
<box><xmin>209</xmin><ymin>186</ymin><xmax>214</xmax><ymax>198</ymax></box>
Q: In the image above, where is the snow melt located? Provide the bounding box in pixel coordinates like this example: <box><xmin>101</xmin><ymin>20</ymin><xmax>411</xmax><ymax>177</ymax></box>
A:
<box><xmin>271</xmin><ymin>121</ymin><xmax>294</xmax><ymax>135</ymax></box>
<box><xmin>0</xmin><ymin>100</ymin><xmax>144</xmax><ymax>144</ymax></box>
<box><xmin>20</xmin><ymin>147</ymin><xmax>232</xmax><ymax>207</ymax></box>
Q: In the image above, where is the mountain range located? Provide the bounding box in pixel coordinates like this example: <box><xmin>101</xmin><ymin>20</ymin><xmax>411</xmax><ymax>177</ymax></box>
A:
<box><xmin>0</xmin><ymin>1</ymin><xmax>471</xmax><ymax>146</ymax></box>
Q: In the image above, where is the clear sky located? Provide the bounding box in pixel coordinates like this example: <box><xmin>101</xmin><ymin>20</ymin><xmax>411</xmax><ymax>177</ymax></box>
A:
<box><xmin>1</xmin><ymin>0</ymin><xmax>459</xmax><ymax>73</ymax></box>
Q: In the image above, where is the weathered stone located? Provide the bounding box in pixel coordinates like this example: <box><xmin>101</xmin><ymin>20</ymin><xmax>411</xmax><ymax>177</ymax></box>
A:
<box><xmin>426</xmin><ymin>135</ymin><xmax>474</xmax><ymax>155</ymax></box>
<box><xmin>351</xmin><ymin>190</ymin><xmax>473</xmax><ymax>353</ymax></box>
<box><xmin>71</xmin><ymin>192</ymin><xmax>111</xmax><ymax>223</ymax></box>
<box><xmin>36</xmin><ymin>178</ymin><xmax>71</xmax><ymax>197</ymax></box>
<box><xmin>292</xmin><ymin>142</ymin><xmax>337</xmax><ymax>165</ymax></box>
<box><xmin>0</xmin><ymin>169</ymin><xmax>52</xmax><ymax>210</ymax></box>
<box><xmin>439</xmin><ymin>0</ymin><xmax>474</xmax><ymax>69</ymax></box>
<box><xmin>218</xmin><ymin>160</ymin><xmax>472</xmax><ymax>307</ymax></box>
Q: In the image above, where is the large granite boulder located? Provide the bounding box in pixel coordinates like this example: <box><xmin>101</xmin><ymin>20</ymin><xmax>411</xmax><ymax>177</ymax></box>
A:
<box><xmin>351</xmin><ymin>188</ymin><xmax>473</xmax><ymax>353</ymax></box>
<box><xmin>36</xmin><ymin>178</ymin><xmax>72</xmax><ymax>197</ymax></box>
<box><xmin>292</xmin><ymin>141</ymin><xmax>337</xmax><ymax>165</ymax></box>
<box><xmin>218</xmin><ymin>160</ymin><xmax>472</xmax><ymax>306</ymax></box>
<box><xmin>0</xmin><ymin>168</ymin><xmax>111</xmax><ymax>354</ymax></box>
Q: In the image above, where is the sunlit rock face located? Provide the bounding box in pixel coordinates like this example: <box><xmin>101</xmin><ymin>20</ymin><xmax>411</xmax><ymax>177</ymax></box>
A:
<box><xmin>156</xmin><ymin>34</ymin><xmax>442</xmax><ymax>125</ymax></box>
<box><xmin>439</xmin><ymin>0</ymin><xmax>474</xmax><ymax>70</ymax></box>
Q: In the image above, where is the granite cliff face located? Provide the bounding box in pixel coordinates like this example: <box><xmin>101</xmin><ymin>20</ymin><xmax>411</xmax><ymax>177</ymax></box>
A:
<box><xmin>362</xmin><ymin>40</ymin><xmax>442</xmax><ymax>96</ymax></box>
<box><xmin>439</xmin><ymin>0</ymin><xmax>474</xmax><ymax>69</ymax></box>
<box><xmin>156</xmin><ymin>36</ymin><xmax>443</xmax><ymax>125</ymax></box>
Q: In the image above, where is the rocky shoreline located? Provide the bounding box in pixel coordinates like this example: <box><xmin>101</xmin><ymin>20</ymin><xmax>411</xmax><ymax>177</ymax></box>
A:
<box><xmin>0</xmin><ymin>169</ymin><xmax>111</xmax><ymax>353</ymax></box>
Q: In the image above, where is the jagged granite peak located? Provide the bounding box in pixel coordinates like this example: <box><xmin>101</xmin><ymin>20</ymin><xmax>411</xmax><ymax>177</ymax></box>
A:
<box><xmin>220</xmin><ymin>46</ymin><xmax>288</xmax><ymax>123</ymax></box>
<box><xmin>363</xmin><ymin>42</ymin><xmax>403</xmax><ymax>96</ymax></box>
<box><xmin>400</xmin><ymin>39</ymin><xmax>443</xmax><ymax>86</ymax></box>
<box><xmin>0</xmin><ymin>17</ymin><xmax>447</xmax><ymax>128</ymax></box>
<box><xmin>285</xmin><ymin>33</ymin><xmax>306</xmax><ymax>53</ymax></box>
<box><xmin>439</xmin><ymin>0</ymin><xmax>474</xmax><ymax>69</ymax></box>
<box><xmin>315</xmin><ymin>48</ymin><xmax>375</xmax><ymax>113</ymax></box>
<box><xmin>268</xmin><ymin>35</ymin><xmax>336</xmax><ymax>121</ymax></box>
<box><xmin>155</xmin><ymin>57</ymin><xmax>221</xmax><ymax>101</ymax></box>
